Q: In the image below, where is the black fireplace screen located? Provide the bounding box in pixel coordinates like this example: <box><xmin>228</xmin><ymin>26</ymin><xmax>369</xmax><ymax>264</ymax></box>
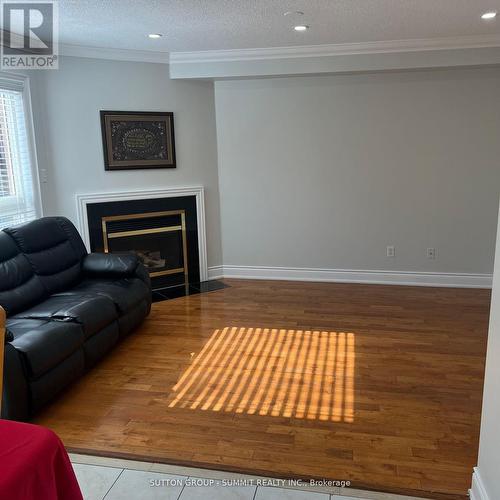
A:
<box><xmin>102</xmin><ymin>210</ymin><xmax>188</xmax><ymax>284</ymax></box>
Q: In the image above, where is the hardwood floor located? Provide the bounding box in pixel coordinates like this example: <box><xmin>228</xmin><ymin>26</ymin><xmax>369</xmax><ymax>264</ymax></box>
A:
<box><xmin>34</xmin><ymin>279</ymin><xmax>491</xmax><ymax>499</ymax></box>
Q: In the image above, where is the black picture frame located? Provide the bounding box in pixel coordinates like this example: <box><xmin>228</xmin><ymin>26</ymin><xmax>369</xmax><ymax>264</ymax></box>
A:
<box><xmin>100</xmin><ymin>111</ymin><xmax>176</xmax><ymax>171</ymax></box>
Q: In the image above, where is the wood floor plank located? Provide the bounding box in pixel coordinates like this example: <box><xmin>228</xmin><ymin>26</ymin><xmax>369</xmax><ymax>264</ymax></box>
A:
<box><xmin>34</xmin><ymin>279</ymin><xmax>490</xmax><ymax>500</ymax></box>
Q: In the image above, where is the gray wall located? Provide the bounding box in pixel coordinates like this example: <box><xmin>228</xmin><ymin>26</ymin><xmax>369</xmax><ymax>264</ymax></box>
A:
<box><xmin>28</xmin><ymin>56</ymin><xmax>222</xmax><ymax>266</ymax></box>
<box><xmin>24</xmin><ymin>61</ymin><xmax>500</xmax><ymax>275</ymax></box>
<box><xmin>215</xmin><ymin>68</ymin><xmax>500</xmax><ymax>274</ymax></box>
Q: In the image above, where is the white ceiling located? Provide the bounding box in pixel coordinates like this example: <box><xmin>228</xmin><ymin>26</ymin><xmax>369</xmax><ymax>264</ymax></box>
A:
<box><xmin>59</xmin><ymin>0</ymin><xmax>500</xmax><ymax>54</ymax></box>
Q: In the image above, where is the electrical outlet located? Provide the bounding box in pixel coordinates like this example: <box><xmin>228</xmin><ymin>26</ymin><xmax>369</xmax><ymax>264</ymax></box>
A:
<box><xmin>427</xmin><ymin>248</ymin><xmax>437</xmax><ymax>260</ymax></box>
<box><xmin>386</xmin><ymin>245</ymin><xmax>395</xmax><ymax>258</ymax></box>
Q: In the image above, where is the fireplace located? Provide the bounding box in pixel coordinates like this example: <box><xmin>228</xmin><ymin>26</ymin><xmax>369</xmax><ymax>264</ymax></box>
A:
<box><xmin>102</xmin><ymin>210</ymin><xmax>190</xmax><ymax>286</ymax></box>
<box><xmin>78</xmin><ymin>189</ymin><xmax>208</xmax><ymax>292</ymax></box>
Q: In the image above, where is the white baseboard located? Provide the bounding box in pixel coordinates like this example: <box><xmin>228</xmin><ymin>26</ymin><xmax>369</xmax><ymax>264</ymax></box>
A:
<box><xmin>207</xmin><ymin>265</ymin><xmax>492</xmax><ymax>288</ymax></box>
<box><xmin>470</xmin><ymin>468</ymin><xmax>490</xmax><ymax>500</ymax></box>
<box><xmin>207</xmin><ymin>266</ymin><xmax>224</xmax><ymax>280</ymax></box>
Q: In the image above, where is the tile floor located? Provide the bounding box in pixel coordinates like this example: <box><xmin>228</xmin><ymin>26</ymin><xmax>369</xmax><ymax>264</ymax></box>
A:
<box><xmin>70</xmin><ymin>454</ymin><xmax>429</xmax><ymax>500</ymax></box>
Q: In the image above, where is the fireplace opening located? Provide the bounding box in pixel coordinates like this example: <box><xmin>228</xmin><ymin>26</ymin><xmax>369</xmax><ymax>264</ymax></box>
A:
<box><xmin>102</xmin><ymin>210</ymin><xmax>189</xmax><ymax>286</ymax></box>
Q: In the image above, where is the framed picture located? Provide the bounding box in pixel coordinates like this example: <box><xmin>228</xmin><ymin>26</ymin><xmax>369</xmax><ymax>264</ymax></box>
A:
<box><xmin>100</xmin><ymin>111</ymin><xmax>176</xmax><ymax>170</ymax></box>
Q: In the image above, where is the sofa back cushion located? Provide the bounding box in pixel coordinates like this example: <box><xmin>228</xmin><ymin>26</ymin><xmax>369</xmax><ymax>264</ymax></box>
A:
<box><xmin>0</xmin><ymin>232</ymin><xmax>47</xmax><ymax>316</ymax></box>
<box><xmin>4</xmin><ymin>217</ymin><xmax>87</xmax><ymax>295</ymax></box>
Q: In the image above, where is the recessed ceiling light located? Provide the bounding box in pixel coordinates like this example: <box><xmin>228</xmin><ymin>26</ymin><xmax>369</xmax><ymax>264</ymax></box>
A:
<box><xmin>481</xmin><ymin>11</ymin><xmax>497</xmax><ymax>20</ymax></box>
<box><xmin>294</xmin><ymin>25</ymin><xmax>309</xmax><ymax>32</ymax></box>
<box><xmin>284</xmin><ymin>10</ymin><xmax>304</xmax><ymax>16</ymax></box>
<box><xmin>148</xmin><ymin>33</ymin><xmax>162</xmax><ymax>39</ymax></box>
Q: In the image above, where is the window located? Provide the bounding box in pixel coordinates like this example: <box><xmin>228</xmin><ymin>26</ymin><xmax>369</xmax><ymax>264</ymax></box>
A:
<box><xmin>0</xmin><ymin>73</ymin><xmax>41</xmax><ymax>228</ymax></box>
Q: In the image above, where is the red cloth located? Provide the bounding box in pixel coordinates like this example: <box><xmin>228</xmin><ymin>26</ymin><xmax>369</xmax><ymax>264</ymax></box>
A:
<box><xmin>0</xmin><ymin>420</ymin><xmax>82</xmax><ymax>500</ymax></box>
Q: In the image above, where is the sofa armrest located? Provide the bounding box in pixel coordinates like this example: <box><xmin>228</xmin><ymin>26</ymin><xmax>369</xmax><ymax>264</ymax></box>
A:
<box><xmin>82</xmin><ymin>253</ymin><xmax>139</xmax><ymax>278</ymax></box>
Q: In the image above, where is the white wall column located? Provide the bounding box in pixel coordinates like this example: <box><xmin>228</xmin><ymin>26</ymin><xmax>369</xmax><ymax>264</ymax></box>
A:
<box><xmin>470</xmin><ymin>199</ymin><xmax>500</xmax><ymax>500</ymax></box>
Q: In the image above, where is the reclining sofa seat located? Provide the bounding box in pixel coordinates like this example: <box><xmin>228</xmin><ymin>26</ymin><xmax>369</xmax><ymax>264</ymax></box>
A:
<box><xmin>0</xmin><ymin>217</ymin><xmax>152</xmax><ymax>421</ymax></box>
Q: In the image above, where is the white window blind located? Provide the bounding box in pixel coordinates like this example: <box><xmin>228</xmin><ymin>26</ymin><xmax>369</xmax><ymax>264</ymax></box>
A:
<box><xmin>0</xmin><ymin>76</ymin><xmax>40</xmax><ymax>228</ymax></box>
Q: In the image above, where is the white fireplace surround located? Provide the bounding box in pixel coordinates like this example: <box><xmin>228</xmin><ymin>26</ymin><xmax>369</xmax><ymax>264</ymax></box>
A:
<box><xmin>76</xmin><ymin>187</ymin><xmax>208</xmax><ymax>282</ymax></box>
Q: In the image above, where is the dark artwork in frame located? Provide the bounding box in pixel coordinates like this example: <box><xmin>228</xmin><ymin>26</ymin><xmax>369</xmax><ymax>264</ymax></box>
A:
<box><xmin>100</xmin><ymin>111</ymin><xmax>176</xmax><ymax>170</ymax></box>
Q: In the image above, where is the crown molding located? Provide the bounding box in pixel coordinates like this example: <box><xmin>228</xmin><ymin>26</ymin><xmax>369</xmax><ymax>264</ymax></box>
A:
<box><xmin>56</xmin><ymin>33</ymin><xmax>500</xmax><ymax>67</ymax></box>
<box><xmin>54</xmin><ymin>34</ymin><xmax>500</xmax><ymax>76</ymax></box>
<box><xmin>59</xmin><ymin>43</ymin><xmax>169</xmax><ymax>64</ymax></box>
<box><xmin>170</xmin><ymin>41</ymin><xmax>500</xmax><ymax>79</ymax></box>
<box><xmin>169</xmin><ymin>34</ymin><xmax>500</xmax><ymax>64</ymax></box>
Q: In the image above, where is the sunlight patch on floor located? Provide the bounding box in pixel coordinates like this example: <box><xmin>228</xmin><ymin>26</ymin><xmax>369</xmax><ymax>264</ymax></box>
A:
<box><xmin>167</xmin><ymin>327</ymin><xmax>355</xmax><ymax>422</ymax></box>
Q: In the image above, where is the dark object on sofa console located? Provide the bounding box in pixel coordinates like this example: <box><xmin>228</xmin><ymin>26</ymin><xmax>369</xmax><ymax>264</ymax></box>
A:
<box><xmin>0</xmin><ymin>217</ymin><xmax>152</xmax><ymax>421</ymax></box>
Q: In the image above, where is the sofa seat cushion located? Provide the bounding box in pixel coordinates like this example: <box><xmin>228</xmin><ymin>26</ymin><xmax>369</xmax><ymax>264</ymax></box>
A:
<box><xmin>13</xmin><ymin>294</ymin><xmax>117</xmax><ymax>340</ymax></box>
<box><xmin>63</xmin><ymin>278</ymin><xmax>150</xmax><ymax>314</ymax></box>
<box><xmin>7</xmin><ymin>319</ymin><xmax>84</xmax><ymax>379</ymax></box>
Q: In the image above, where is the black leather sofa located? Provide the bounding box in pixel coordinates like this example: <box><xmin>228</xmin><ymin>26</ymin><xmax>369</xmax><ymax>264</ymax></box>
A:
<box><xmin>0</xmin><ymin>217</ymin><xmax>152</xmax><ymax>421</ymax></box>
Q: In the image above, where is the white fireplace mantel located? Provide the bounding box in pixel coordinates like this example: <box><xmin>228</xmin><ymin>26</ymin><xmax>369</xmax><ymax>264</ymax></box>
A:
<box><xmin>76</xmin><ymin>186</ymin><xmax>208</xmax><ymax>282</ymax></box>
